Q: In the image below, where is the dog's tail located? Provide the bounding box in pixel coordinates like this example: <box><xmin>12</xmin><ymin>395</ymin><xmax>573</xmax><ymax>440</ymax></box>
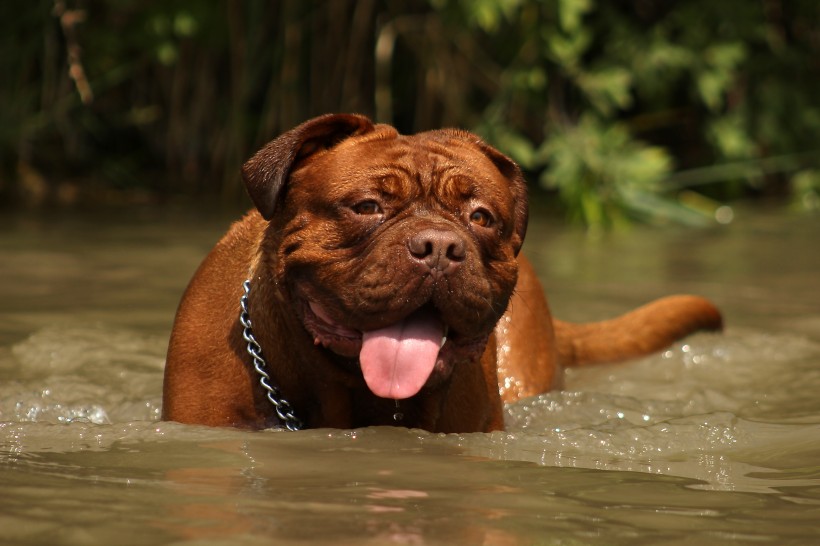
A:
<box><xmin>554</xmin><ymin>295</ymin><xmax>723</xmax><ymax>367</ymax></box>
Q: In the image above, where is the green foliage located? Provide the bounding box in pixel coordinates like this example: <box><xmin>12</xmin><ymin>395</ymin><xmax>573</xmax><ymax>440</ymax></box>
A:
<box><xmin>431</xmin><ymin>0</ymin><xmax>820</xmax><ymax>228</ymax></box>
<box><xmin>2</xmin><ymin>0</ymin><xmax>819</xmax><ymax>224</ymax></box>
<box><xmin>791</xmin><ymin>170</ymin><xmax>820</xmax><ymax>212</ymax></box>
<box><xmin>538</xmin><ymin>116</ymin><xmax>674</xmax><ymax>229</ymax></box>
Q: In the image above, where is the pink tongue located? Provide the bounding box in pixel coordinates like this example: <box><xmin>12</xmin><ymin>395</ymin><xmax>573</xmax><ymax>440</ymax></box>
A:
<box><xmin>359</xmin><ymin>310</ymin><xmax>444</xmax><ymax>399</ymax></box>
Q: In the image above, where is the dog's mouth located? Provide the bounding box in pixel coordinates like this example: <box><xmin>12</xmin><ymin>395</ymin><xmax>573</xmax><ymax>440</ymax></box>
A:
<box><xmin>301</xmin><ymin>299</ymin><xmax>488</xmax><ymax>400</ymax></box>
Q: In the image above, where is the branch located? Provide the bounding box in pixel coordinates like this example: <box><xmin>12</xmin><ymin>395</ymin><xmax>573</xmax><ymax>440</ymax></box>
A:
<box><xmin>53</xmin><ymin>0</ymin><xmax>93</xmax><ymax>104</ymax></box>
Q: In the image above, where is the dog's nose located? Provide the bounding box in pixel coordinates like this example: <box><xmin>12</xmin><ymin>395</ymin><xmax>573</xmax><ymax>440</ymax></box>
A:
<box><xmin>408</xmin><ymin>228</ymin><xmax>466</xmax><ymax>274</ymax></box>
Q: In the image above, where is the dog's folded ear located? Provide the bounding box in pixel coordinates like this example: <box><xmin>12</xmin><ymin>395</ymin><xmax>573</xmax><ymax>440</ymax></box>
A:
<box><xmin>242</xmin><ymin>113</ymin><xmax>375</xmax><ymax>219</ymax></box>
<box><xmin>472</xmin><ymin>138</ymin><xmax>529</xmax><ymax>256</ymax></box>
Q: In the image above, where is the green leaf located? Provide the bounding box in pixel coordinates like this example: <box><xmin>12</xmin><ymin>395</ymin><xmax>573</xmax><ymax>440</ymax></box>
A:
<box><xmin>791</xmin><ymin>170</ymin><xmax>820</xmax><ymax>212</ymax></box>
<box><xmin>558</xmin><ymin>0</ymin><xmax>593</xmax><ymax>33</ymax></box>
<box><xmin>545</xmin><ymin>28</ymin><xmax>592</xmax><ymax>69</ymax></box>
<box><xmin>695</xmin><ymin>42</ymin><xmax>747</xmax><ymax>111</ymax></box>
<box><xmin>576</xmin><ymin>67</ymin><xmax>633</xmax><ymax>114</ymax></box>
<box><xmin>459</xmin><ymin>0</ymin><xmax>524</xmax><ymax>32</ymax></box>
<box><xmin>708</xmin><ymin>114</ymin><xmax>755</xmax><ymax>159</ymax></box>
<box><xmin>696</xmin><ymin>70</ymin><xmax>728</xmax><ymax>111</ymax></box>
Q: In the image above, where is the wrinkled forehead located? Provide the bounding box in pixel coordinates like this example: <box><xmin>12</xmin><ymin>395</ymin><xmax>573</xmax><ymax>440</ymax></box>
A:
<box><xmin>316</xmin><ymin>130</ymin><xmax>508</xmax><ymax>191</ymax></box>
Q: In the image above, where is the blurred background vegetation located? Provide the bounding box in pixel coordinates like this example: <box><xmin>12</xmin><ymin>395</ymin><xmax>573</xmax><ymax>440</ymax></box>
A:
<box><xmin>2</xmin><ymin>0</ymin><xmax>819</xmax><ymax>229</ymax></box>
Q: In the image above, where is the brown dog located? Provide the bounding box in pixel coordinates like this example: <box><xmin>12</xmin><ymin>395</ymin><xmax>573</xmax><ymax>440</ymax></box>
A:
<box><xmin>162</xmin><ymin>113</ymin><xmax>722</xmax><ymax>433</ymax></box>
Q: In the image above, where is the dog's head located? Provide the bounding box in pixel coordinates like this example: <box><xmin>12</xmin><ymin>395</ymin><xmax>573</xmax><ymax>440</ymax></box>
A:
<box><xmin>242</xmin><ymin>114</ymin><xmax>528</xmax><ymax>399</ymax></box>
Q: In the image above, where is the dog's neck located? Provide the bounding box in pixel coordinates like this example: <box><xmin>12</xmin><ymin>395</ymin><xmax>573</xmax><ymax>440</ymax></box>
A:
<box><xmin>241</xmin><ymin>278</ymin><xmax>412</xmax><ymax>430</ymax></box>
<box><xmin>240</xmin><ymin>278</ymin><xmax>303</xmax><ymax>431</ymax></box>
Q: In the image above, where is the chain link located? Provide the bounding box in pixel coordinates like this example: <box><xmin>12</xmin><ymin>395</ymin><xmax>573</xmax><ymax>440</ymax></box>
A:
<box><xmin>240</xmin><ymin>280</ymin><xmax>303</xmax><ymax>431</ymax></box>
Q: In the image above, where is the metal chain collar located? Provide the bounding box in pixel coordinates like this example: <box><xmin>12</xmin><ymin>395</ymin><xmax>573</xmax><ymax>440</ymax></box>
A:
<box><xmin>239</xmin><ymin>279</ymin><xmax>303</xmax><ymax>431</ymax></box>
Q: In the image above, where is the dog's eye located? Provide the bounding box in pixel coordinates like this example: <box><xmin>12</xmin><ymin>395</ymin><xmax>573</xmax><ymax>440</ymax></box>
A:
<box><xmin>352</xmin><ymin>200</ymin><xmax>382</xmax><ymax>215</ymax></box>
<box><xmin>469</xmin><ymin>209</ymin><xmax>493</xmax><ymax>228</ymax></box>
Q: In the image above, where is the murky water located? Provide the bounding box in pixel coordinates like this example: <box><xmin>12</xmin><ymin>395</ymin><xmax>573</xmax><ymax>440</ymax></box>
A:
<box><xmin>1</xmin><ymin>206</ymin><xmax>818</xmax><ymax>545</ymax></box>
